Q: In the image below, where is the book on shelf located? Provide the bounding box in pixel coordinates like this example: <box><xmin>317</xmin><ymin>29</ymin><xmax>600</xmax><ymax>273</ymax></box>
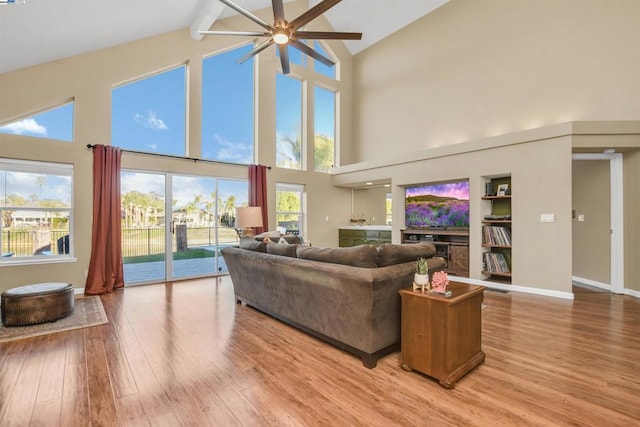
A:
<box><xmin>483</xmin><ymin>252</ymin><xmax>510</xmax><ymax>273</ymax></box>
<box><xmin>482</xmin><ymin>225</ymin><xmax>512</xmax><ymax>246</ymax></box>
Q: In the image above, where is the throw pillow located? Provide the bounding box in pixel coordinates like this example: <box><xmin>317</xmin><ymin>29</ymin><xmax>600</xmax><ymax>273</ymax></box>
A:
<box><xmin>377</xmin><ymin>243</ymin><xmax>436</xmax><ymax>267</ymax></box>
<box><xmin>239</xmin><ymin>238</ymin><xmax>267</xmax><ymax>253</ymax></box>
<box><xmin>278</xmin><ymin>237</ymin><xmax>290</xmax><ymax>244</ymax></box>
<box><xmin>255</xmin><ymin>230</ymin><xmax>282</xmax><ymax>239</ymax></box>
<box><xmin>296</xmin><ymin>245</ymin><xmax>378</xmax><ymax>268</ymax></box>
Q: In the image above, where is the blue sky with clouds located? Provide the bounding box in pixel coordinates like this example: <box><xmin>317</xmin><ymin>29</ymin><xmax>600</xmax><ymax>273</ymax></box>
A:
<box><xmin>0</xmin><ymin>103</ymin><xmax>74</xmax><ymax>141</ymax></box>
<box><xmin>2</xmin><ymin>42</ymin><xmax>335</xmax><ymax>209</ymax></box>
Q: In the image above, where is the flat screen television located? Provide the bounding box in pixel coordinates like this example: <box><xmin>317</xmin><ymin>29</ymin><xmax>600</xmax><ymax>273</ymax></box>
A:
<box><xmin>405</xmin><ymin>180</ymin><xmax>470</xmax><ymax>229</ymax></box>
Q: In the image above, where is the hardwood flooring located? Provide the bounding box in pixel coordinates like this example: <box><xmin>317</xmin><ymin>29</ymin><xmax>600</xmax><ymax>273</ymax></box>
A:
<box><xmin>1</xmin><ymin>276</ymin><xmax>639</xmax><ymax>426</ymax></box>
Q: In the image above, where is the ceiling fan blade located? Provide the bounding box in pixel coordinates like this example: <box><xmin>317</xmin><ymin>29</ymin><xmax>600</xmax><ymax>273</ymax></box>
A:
<box><xmin>199</xmin><ymin>30</ymin><xmax>271</xmax><ymax>37</ymax></box>
<box><xmin>295</xmin><ymin>31</ymin><xmax>362</xmax><ymax>40</ymax></box>
<box><xmin>288</xmin><ymin>0</ymin><xmax>341</xmax><ymax>31</ymax></box>
<box><xmin>289</xmin><ymin>39</ymin><xmax>334</xmax><ymax>67</ymax></box>
<box><xmin>219</xmin><ymin>0</ymin><xmax>273</xmax><ymax>31</ymax></box>
<box><xmin>272</xmin><ymin>0</ymin><xmax>286</xmax><ymax>26</ymax></box>
<box><xmin>278</xmin><ymin>44</ymin><xmax>291</xmax><ymax>75</ymax></box>
<box><xmin>237</xmin><ymin>38</ymin><xmax>275</xmax><ymax>64</ymax></box>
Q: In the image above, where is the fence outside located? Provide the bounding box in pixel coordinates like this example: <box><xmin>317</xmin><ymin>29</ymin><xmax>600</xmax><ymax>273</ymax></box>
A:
<box><xmin>2</xmin><ymin>226</ymin><xmax>239</xmax><ymax>258</ymax></box>
<box><xmin>1</xmin><ymin>230</ymin><xmax>68</xmax><ymax>256</ymax></box>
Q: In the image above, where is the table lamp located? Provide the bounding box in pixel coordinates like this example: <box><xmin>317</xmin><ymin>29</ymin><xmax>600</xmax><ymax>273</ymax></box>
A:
<box><xmin>236</xmin><ymin>206</ymin><xmax>263</xmax><ymax>238</ymax></box>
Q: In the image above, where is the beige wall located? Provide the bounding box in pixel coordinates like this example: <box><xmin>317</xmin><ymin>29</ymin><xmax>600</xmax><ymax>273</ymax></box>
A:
<box><xmin>352</xmin><ymin>186</ymin><xmax>389</xmax><ymax>225</ymax></box>
<box><xmin>351</xmin><ymin>0</ymin><xmax>640</xmax><ymax>165</ymax></box>
<box><xmin>623</xmin><ymin>150</ymin><xmax>640</xmax><ymax>292</ymax></box>
<box><xmin>335</xmin><ymin>128</ymin><xmax>575</xmax><ymax>294</ymax></box>
<box><xmin>0</xmin><ymin>1</ymin><xmax>353</xmax><ymax>293</ymax></box>
<box><xmin>342</xmin><ymin>0</ymin><xmax>640</xmax><ymax>295</ymax></box>
<box><xmin>572</xmin><ymin>160</ymin><xmax>611</xmax><ymax>284</ymax></box>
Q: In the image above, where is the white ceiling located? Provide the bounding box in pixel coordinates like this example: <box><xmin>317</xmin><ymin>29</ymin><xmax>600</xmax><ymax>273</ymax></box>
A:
<box><xmin>0</xmin><ymin>0</ymin><xmax>448</xmax><ymax>74</ymax></box>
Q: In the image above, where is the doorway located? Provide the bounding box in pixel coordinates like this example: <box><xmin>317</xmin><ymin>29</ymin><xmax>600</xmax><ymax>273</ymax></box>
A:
<box><xmin>571</xmin><ymin>153</ymin><xmax>624</xmax><ymax>294</ymax></box>
<box><xmin>121</xmin><ymin>170</ymin><xmax>247</xmax><ymax>285</ymax></box>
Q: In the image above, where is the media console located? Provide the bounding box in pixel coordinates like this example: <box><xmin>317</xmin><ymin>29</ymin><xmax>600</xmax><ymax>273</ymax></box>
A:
<box><xmin>401</xmin><ymin>228</ymin><xmax>469</xmax><ymax>277</ymax></box>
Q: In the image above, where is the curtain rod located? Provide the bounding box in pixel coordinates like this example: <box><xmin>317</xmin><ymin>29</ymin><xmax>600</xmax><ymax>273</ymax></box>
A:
<box><xmin>86</xmin><ymin>144</ymin><xmax>270</xmax><ymax>169</ymax></box>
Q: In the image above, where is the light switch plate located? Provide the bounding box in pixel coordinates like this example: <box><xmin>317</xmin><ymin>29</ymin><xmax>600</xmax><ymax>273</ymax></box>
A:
<box><xmin>540</xmin><ymin>214</ymin><xmax>555</xmax><ymax>223</ymax></box>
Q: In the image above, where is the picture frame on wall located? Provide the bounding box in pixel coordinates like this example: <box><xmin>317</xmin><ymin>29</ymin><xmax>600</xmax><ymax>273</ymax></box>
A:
<box><xmin>497</xmin><ymin>184</ymin><xmax>509</xmax><ymax>196</ymax></box>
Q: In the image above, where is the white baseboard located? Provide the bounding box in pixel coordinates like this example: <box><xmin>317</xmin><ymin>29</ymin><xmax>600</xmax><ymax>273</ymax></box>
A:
<box><xmin>572</xmin><ymin>276</ymin><xmax>610</xmax><ymax>290</ymax></box>
<box><xmin>571</xmin><ymin>276</ymin><xmax>640</xmax><ymax>299</ymax></box>
<box><xmin>624</xmin><ymin>288</ymin><xmax>640</xmax><ymax>298</ymax></box>
<box><xmin>74</xmin><ymin>287</ymin><xmax>85</xmax><ymax>295</ymax></box>
<box><xmin>453</xmin><ymin>276</ymin><xmax>575</xmax><ymax>300</ymax></box>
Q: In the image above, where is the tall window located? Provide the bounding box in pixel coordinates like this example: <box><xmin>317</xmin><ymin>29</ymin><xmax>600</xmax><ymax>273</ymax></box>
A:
<box><xmin>0</xmin><ymin>158</ymin><xmax>73</xmax><ymax>261</ymax></box>
<box><xmin>112</xmin><ymin>66</ymin><xmax>186</xmax><ymax>156</ymax></box>
<box><xmin>275</xmin><ymin>43</ymin><xmax>339</xmax><ymax>172</ymax></box>
<box><xmin>276</xmin><ymin>75</ymin><xmax>303</xmax><ymax>169</ymax></box>
<box><xmin>314</xmin><ymin>86</ymin><xmax>335</xmax><ymax>172</ymax></box>
<box><xmin>276</xmin><ymin>183</ymin><xmax>303</xmax><ymax>234</ymax></box>
<box><xmin>386</xmin><ymin>192</ymin><xmax>393</xmax><ymax>225</ymax></box>
<box><xmin>313</xmin><ymin>41</ymin><xmax>336</xmax><ymax>79</ymax></box>
<box><xmin>0</xmin><ymin>102</ymin><xmax>74</xmax><ymax>142</ymax></box>
<box><xmin>202</xmin><ymin>45</ymin><xmax>254</xmax><ymax>164</ymax></box>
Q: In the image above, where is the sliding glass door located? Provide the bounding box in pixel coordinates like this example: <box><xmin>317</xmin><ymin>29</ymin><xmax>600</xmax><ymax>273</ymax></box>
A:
<box><xmin>122</xmin><ymin>170</ymin><xmax>247</xmax><ymax>285</ymax></box>
<box><xmin>121</xmin><ymin>171</ymin><xmax>166</xmax><ymax>284</ymax></box>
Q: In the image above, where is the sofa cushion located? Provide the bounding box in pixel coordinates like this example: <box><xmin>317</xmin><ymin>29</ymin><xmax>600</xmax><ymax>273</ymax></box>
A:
<box><xmin>239</xmin><ymin>238</ymin><xmax>267</xmax><ymax>253</ymax></box>
<box><xmin>296</xmin><ymin>244</ymin><xmax>378</xmax><ymax>268</ymax></box>
<box><xmin>377</xmin><ymin>243</ymin><xmax>437</xmax><ymax>267</ymax></box>
<box><xmin>266</xmin><ymin>242</ymin><xmax>298</xmax><ymax>258</ymax></box>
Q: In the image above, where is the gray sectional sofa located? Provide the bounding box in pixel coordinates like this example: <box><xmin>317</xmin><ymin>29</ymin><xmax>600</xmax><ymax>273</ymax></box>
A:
<box><xmin>221</xmin><ymin>239</ymin><xmax>446</xmax><ymax>368</ymax></box>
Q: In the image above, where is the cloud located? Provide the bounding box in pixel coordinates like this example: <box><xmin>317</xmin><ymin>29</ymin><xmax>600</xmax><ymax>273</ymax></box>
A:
<box><xmin>0</xmin><ymin>118</ymin><xmax>47</xmax><ymax>136</ymax></box>
<box><xmin>145</xmin><ymin>144</ymin><xmax>158</xmax><ymax>151</ymax></box>
<box><xmin>211</xmin><ymin>134</ymin><xmax>253</xmax><ymax>164</ymax></box>
<box><xmin>134</xmin><ymin>111</ymin><xmax>167</xmax><ymax>130</ymax></box>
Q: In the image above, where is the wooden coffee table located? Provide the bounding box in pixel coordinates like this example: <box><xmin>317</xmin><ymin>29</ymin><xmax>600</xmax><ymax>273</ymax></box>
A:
<box><xmin>399</xmin><ymin>281</ymin><xmax>486</xmax><ymax>388</ymax></box>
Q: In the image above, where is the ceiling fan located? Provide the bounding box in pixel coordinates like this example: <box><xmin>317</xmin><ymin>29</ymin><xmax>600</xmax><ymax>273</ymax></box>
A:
<box><xmin>199</xmin><ymin>0</ymin><xmax>362</xmax><ymax>74</ymax></box>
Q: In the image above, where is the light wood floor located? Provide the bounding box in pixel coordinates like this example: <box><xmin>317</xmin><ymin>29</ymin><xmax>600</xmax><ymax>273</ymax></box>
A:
<box><xmin>1</xmin><ymin>277</ymin><xmax>639</xmax><ymax>426</ymax></box>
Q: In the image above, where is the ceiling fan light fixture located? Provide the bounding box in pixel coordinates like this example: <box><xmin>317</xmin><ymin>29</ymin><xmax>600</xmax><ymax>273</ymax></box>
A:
<box><xmin>200</xmin><ymin>0</ymin><xmax>362</xmax><ymax>74</ymax></box>
<box><xmin>273</xmin><ymin>29</ymin><xmax>290</xmax><ymax>45</ymax></box>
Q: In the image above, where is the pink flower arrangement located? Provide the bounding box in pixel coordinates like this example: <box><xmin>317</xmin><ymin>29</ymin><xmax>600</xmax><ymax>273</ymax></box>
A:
<box><xmin>431</xmin><ymin>271</ymin><xmax>449</xmax><ymax>292</ymax></box>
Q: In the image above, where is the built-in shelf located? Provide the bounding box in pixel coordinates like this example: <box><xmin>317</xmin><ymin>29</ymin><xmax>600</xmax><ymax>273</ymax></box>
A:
<box><xmin>481</xmin><ymin>270</ymin><xmax>512</xmax><ymax>278</ymax></box>
<box><xmin>401</xmin><ymin>229</ymin><xmax>469</xmax><ymax>277</ymax></box>
<box><xmin>481</xmin><ymin>177</ymin><xmax>512</xmax><ymax>283</ymax></box>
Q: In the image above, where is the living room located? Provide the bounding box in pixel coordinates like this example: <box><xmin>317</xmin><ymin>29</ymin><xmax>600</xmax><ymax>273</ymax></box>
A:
<box><xmin>2</xmin><ymin>0</ymin><xmax>639</xmax><ymax>298</ymax></box>
<box><xmin>1</xmin><ymin>0</ymin><xmax>640</xmax><ymax>424</ymax></box>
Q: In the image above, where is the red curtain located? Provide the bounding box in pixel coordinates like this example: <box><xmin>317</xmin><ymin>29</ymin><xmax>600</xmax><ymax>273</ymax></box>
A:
<box><xmin>248</xmin><ymin>164</ymin><xmax>268</xmax><ymax>235</ymax></box>
<box><xmin>85</xmin><ymin>145</ymin><xmax>124</xmax><ymax>295</ymax></box>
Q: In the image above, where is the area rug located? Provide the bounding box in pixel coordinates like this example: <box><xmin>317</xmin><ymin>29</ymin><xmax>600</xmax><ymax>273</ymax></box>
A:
<box><xmin>0</xmin><ymin>296</ymin><xmax>107</xmax><ymax>343</ymax></box>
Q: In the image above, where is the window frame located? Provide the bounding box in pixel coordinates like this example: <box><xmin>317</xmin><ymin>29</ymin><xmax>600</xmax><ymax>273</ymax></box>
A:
<box><xmin>275</xmin><ymin>183</ymin><xmax>304</xmax><ymax>235</ymax></box>
<box><xmin>111</xmin><ymin>64</ymin><xmax>187</xmax><ymax>157</ymax></box>
<box><xmin>0</xmin><ymin>158</ymin><xmax>75</xmax><ymax>266</ymax></box>
<box><xmin>0</xmin><ymin>100</ymin><xmax>75</xmax><ymax>142</ymax></box>
<box><xmin>201</xmin><ymin>43</ymin><xmax>256</xmax><ymax>165</ymax></box>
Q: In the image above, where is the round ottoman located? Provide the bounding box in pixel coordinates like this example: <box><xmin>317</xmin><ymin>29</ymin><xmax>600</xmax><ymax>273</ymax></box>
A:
<box><xmin>1</xmin><ymin>283</ymin><xmax>74</xmax><ymax>326</ymax></box>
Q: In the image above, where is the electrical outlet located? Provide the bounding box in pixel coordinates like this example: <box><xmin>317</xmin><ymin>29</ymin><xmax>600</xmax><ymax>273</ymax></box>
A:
<box><xmin>325</xmin><ymin>216</ymin><xmax>329</xmax><ymax>221</ymax></box>
<box><xmin>84</xmin><ymin>269</ymin><xmax>88</xmax><ymax>278</ymax></box>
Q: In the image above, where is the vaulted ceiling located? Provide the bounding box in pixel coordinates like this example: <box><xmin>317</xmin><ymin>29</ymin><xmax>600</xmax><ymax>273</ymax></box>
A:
<box><xmin>0</xmin><ymin>0</ymin><xmax>448</xmax><ymax>74</ymax></box>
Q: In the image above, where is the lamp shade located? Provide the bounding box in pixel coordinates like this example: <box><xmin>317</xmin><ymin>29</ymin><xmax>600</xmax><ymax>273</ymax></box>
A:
<box><xmin>236</xmin><ymin>206</ymin><xmax>263</xmax><ymax>228</ymax></box>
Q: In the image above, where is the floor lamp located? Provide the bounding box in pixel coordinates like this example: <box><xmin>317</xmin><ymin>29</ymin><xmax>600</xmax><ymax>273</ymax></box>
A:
<box><xmin>236</xmin><ymin>206</ymin><xmax>263</xmax><ymax>238</ymax></box>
